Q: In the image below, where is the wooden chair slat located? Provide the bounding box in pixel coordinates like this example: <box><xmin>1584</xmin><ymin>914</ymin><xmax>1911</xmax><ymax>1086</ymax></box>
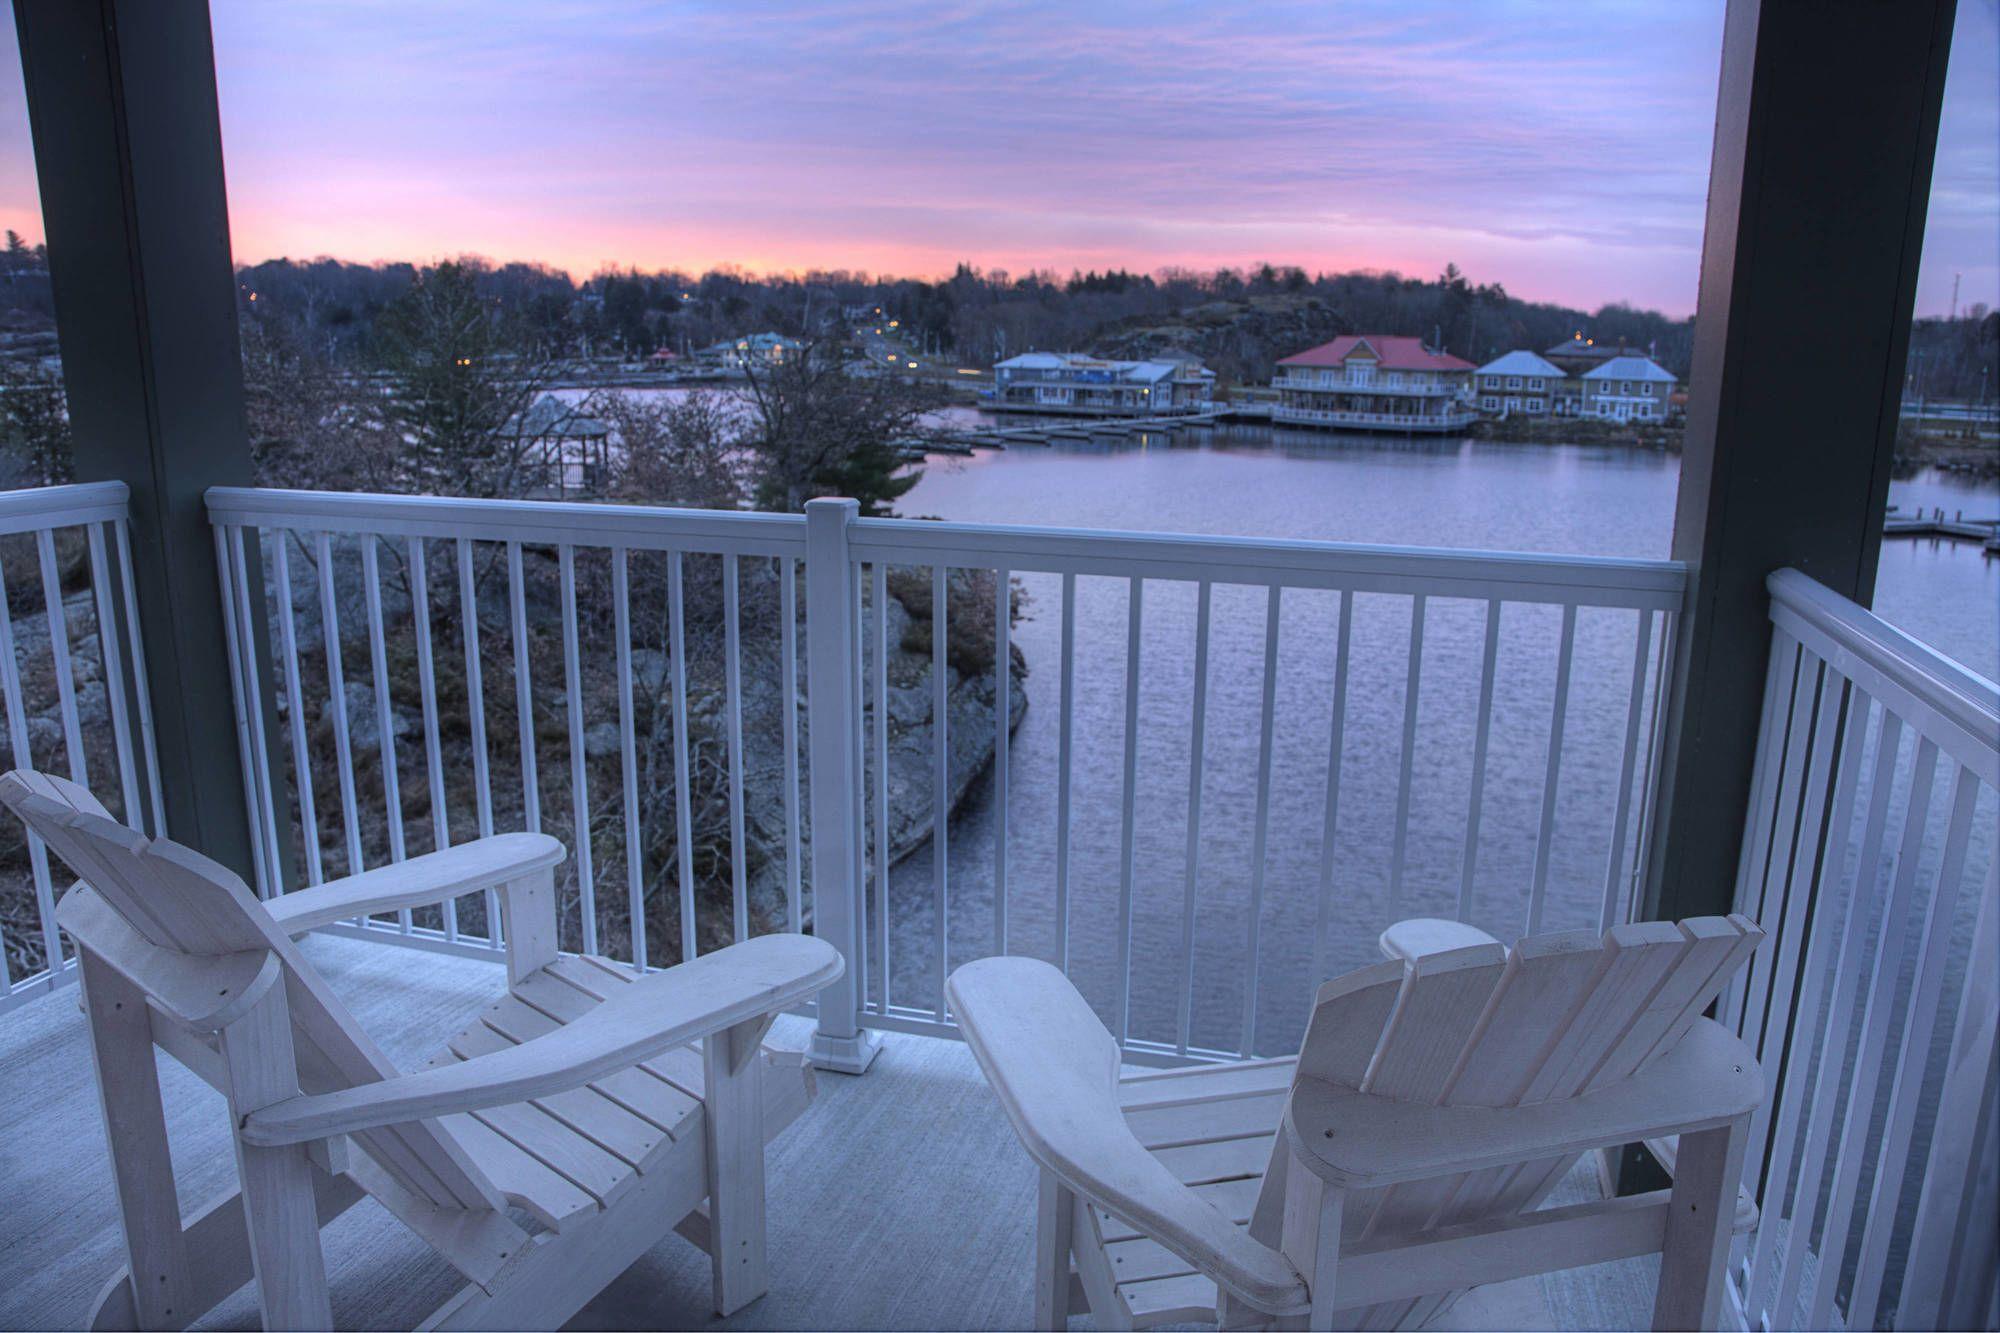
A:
<box><xmin>1518</xmin><ymin>920</ymin><xmax>1687</xmax><ymax>1106</ymax></box>
<box><xmin>1362</xmin><ymin>943</ymin><xmax>1509</xmax><ymax>1101</ymax></box>
<box><xmin>474</xmin><ymin>988</ymin><xmax>701</xmax><ymax>1138</ymax></box>
<box><xmin>1586</xmin><ymin>916</ymin><xmax>1755</xmax><ymax>1092</ymax></box>
<box><xmin>1152</xmin><ymin>1132</ymin><xmax>1278</xmax><ymax>1187</ymax></box>
<box><xmin>448</xmin><ymin>1020</ymin><xmax>666</xmax><ymax>1169</ymax></box>
<box><xmin>1294</xmin><ymin>960</ymin><xmax>1406</xmax><ymax>1090</ymax></box>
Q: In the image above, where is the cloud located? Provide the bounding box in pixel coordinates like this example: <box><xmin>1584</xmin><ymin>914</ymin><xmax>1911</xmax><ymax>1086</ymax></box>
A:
<box><xmin>2</xmin><ymin>1</ymin><xmax>1991</xmax><ymax>317</ymax></box>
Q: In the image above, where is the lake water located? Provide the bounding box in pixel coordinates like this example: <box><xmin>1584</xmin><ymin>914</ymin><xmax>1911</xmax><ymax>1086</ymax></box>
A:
<box><xmin>875</xmin><ymin>422</ymin><xmax>1998</xmax><ymax>1055</ymax></box>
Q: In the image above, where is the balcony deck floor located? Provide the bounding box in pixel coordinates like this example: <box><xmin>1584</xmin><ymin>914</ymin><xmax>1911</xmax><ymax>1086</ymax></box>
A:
<box><xmin>0</xmin><ymin>934</ymin><xmax>1657</xmax><ymax>1330</ymax></box>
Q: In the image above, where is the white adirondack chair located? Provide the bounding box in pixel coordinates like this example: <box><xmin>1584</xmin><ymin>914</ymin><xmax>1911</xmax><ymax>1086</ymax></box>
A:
<box><xmin>949</xmin><ymin>915</ymin><xmax>1765</xmax><ymax>1331</ymax></box>
<box><xmin>1</xmin><ymin>769</ymin><xmax>843</xmax><ymax>1331</ymax></box>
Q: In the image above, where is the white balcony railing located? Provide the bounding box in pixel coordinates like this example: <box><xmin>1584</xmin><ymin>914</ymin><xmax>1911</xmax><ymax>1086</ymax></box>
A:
<box><xmin>0</xmin><ymin>482</ymin><xmax>163</xmax><ymax>1014</ymax></box>
<box><xmin>1727</xmin><ymin>569</ymin><xmax>1999</xmax><ymax>1332</ymax></box>
<box><xmin>1274</xmin><ymin>375</ymin><xmax>1464</xmax><ymax>397</ymax></box>
<box><xmin>201</xmin><ymin>487</ymin><xmax>1686</xmax><ymax>1067</ymax></box>
<box><xmin>1273</xmin><ymin>405</ymin><xmax>1479</xmax><ymax>431</ymax></box>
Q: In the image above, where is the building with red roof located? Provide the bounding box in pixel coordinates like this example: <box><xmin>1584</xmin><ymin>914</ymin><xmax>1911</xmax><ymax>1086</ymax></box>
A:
<box><xmin>1272</xmin><ymin>335</ymin><xmax>1478</xmax><ymax>433</ymax></box>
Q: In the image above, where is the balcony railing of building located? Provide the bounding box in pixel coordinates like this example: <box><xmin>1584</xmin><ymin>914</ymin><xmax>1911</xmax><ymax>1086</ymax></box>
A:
<box><xmin>0</xmin><ymin>482</ymin><xmax>163</xmax><ymax>1014</ymax></box>
<box><xmin>1724</xmin><ymin>568</ymin><xmax>1998</xmax><ymax>1333</ymax></box>
<box><xmin>1</xmin><ymin>480</ymin><xmax>1992</xmax><ymax>1329</ymax></box>
<box><xmin>1275</xmin><ymin>374</ymin><xmax>1466</xmax><ymax>397</ymax></box>
<box><xmin>194</xmin><ymin>486</ymin><xmax>1683</xmax><ymax>1068</ymax></box>
<box><xmin>1273</xmin><ymin>406</ymin><xmax>1481</xmax><ymax>430</ymax></box>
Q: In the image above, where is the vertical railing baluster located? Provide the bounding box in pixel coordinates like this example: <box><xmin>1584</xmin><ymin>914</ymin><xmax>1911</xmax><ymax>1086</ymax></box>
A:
<box><xmin>1114</xmin><ymin>577</ymin><xmax>1144</xmax><ymax>1045</ymax></box>
<box><xmin>272</xmin><ymin>536</ymin><xmax>323</xmax><ymax>887</ymax></box>
<box><xmin>1242</xmin><ymin>584</ymin><xmax>1281</xmax><ymax>1057</ymax></box>
<box><xmin>407</xmin><ymin>539</ymin><xmax>455</xmax><ymax>939</ymax></box>
<box><xmin>667</xmin><ymin>550</ymin><xmax>696</xmax><ymax>964</ymax></box>
<box><xmin>457</xmin><ymin>538</ymin><xmax>500</xmax><ymax>945</ymax></box>
<box><xmin>212</xmin><ymin>528</ymin><xmax>271</xmax><ymax>899</ymax></box>
<box><xmin>1312</xmin><ymin>591</ymin><xmax>1354</xmax><ymax>986</ymax></box>
<box><xmin>1766</xmin><ymin>705</ymin><xmax>1902</xmax><ymax>1326</ymax></box>
<box><xmin>872</xmin><ymin>563</ymin><xmax>891</xmax><ymax>1012</ymax></box>
<box><xmin>1388</xmin><ymin>592</ymin><xmax>1427</xmax><ymax>912</ymax></box>
<box><xmin>113</xmin><ymin>518</ymin><xmax>164</xmax><ymax>834</ymax></box>
<box><xmin>993</xmin><ymin>564</ymin><xmax>1010</xmax><ymax>957</ymax></box>
<box><xmin>1524</xmin><ymin>602</ymin><xmax>1577</xmax><ymax>934</ymax></box>
<box><xmin>1847</xmin><ymin>762</ymin><xmax>1981</xmax><ymax>1325</ymax></box>
<box><xmin>506</xmin><ymin>541</ymin><xmax>540</xmax><ymax>836</ymax></box>
<box><xmin>1599</xmin><ymin>608</ymin><xmax>1654</xmax><ymax>932</ymax></box>
<box><xmin>83</xmin><ymin>523</ymin><xmax>141</xmax><ymax>828</ymax></box>
<box><xmin>558</xmin><ymin>544</ymin><xmax>596</xmax><ymax>955</ymax></box>
<box><xmin>360</xmin><ymin>538</ymin><xmax>409</xmax><ymax>929</ymax></box>
<box><xmin>724</xmin><ymin>556</ymin><xmax>748</xmax><ymax>944</ymax></box>
<box><xmin>36</xmin><ymin>529</ymin><xmax>85</xmax><ymax>785</ymax></box>
<box><xmin>1458</xmin><ymin>599</ymin><xmax>1502</xmax><ymax>924</ymax></box>
<box><xmin>612</xmin><ymin>548</ymin><xmax>644</xmax><ymax>972</ymax></box>
<box><xmin>1807</xmin><ymin>736</ymin><xmax>1940</xmax><ymax>1331</ymax></box>
<box><xmin>1745</xmin><ymin>685</ymin><xmax>1870</xmax><ymax>1324</ymax></box>
<box><xmin>1177</xmin><ymin>580</ymin><xmax>1212</xmax><ymax>1055</ymax></box>
<box><xmin>227</xmin><ymin>527</ymin><xmax>284</xmax><ymax>898</ymax></box>
<box><xmin>850</xmin><ymin>563</ymin><xmax>868</xmax><ymax>996</ymax></box>
<box><xmin>1624</xmin><ymin>612</ymin><xmax>1676</xmax><ymax>924</ymax></box>
<box><xmin>930</xmin><ymin>565</ymin><xmax>949</xmax><ymax>1019</ymax></box>
<box><xmin>0</xmin><ymin>547</ymin><xmax>60</xmax><ymax>977</ymax></box>
<box><xmin>314</xmin><ymin>532</ymin><xmax>364</xmax><ymax>880</ymax></box>
<box><xmin>1897</xmin><ymin>855</ymin><xmax>2000</xmax><ymax>1331</ymax></box>
<box><xmin>1744</xmin><ymin>661</ymin><xmax>1842</xmax><ymax>1176</ymax></box>
<box><xmin>1722</xmin><ymin>635</ymin><xmax>1800</xmax><ymax>1033</ymax></box>
<box><xmin>1055</xmin><ymin>571</ymin><xmax>1076</xmax><ymax>977</ymax></box>
<box><xmin>781</xmin><ymin>556</ymin><xmax>802</xmax><ymax>935</ymax></box>
<box><xmin>1746</xmin><ymin>642</ymin><xmax>1822</xmax><ymax>1058</ymax></box>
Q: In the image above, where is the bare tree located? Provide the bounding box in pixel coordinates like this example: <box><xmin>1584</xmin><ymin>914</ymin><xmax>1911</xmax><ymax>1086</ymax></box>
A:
<box><xmin>738</xmin><ymin>336</ymin><xmax>947</xmax><ymax>514</ymax></box>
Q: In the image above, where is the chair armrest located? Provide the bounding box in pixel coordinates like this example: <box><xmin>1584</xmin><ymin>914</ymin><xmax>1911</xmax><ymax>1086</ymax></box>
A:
<box><xmin>265</xmin><ymin>833</ymin><xmax>565</xmax><ymax>936</ymax></box>
<box><xmin>948</xmin><ymin>956</ymin><xmax>1309</xmax><ymax>1317</ymax></box>
<box><xmin>241</xmin><ymin>934</ymin><xmax>841</xmax><ymax>1146</ymax></box>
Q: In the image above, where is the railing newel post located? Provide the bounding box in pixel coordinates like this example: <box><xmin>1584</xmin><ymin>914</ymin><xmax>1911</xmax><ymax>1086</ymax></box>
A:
<box><xmin>803</xmin><ymin>497</ymin><xmax>881</xmax><ymax>1074</ymax></box>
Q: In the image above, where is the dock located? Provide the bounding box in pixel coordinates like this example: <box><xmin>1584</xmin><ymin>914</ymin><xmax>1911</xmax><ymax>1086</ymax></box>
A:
<box><xmin>894</xmin><ymin>406</ymin><xmax>1263</xmax><ymax>458</ymax></box>
<box><xmin>1883</xmin><ymin>506</ymin><xmax>2000</xmax><ymax>553</ymax></box>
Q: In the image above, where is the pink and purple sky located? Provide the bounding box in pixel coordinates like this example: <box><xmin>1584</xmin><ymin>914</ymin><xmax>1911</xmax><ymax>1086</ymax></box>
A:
<box><xmin>1</xmin><ymin>2</ymin><xmax>1994</xmax><ymax>319</ymax></box>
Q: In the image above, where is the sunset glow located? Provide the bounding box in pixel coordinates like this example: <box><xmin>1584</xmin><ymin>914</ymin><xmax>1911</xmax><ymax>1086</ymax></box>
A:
<box><xmin>1</xmin><ymin>2</ymin><xmax>1994</xmax><ymax>318</ymax></box>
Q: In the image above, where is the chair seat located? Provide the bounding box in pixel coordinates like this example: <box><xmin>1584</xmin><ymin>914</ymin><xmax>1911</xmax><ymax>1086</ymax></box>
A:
<box><xmin>425</xmin><ymin>953</ymin><xmax>793</xmax><ymax>1232</ymax></box>
<box><xmin>1088</xmin><ymin>1057</ymin><xmax>1296</xmax><ymax>1326</ymax></box>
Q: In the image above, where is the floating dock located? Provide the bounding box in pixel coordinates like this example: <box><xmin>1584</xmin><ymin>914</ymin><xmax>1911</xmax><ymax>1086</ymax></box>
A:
<box><xmin>1883</xmin><ymin>507</ymin><xmax>2000</xmax><ymax>553</ymax></box>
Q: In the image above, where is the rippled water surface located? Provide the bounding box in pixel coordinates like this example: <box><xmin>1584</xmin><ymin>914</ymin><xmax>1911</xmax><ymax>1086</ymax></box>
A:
<box><xmin>877</xmin><ymin>425</ymin><xmax>1997</xmax><ymax>1055</ymax></box>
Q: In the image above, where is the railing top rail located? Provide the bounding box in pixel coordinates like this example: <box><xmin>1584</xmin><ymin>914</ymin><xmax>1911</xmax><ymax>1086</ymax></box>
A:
<box><xmin>1769</xmin><ymin>567</ymin><xmax>2000</xmax><ymax>785</ymax></box>
<box><xmin>0</xmin><ymin>480</ymin><xmax>130</xmax><ymax>536</ymax></box>
<box><xmin>204</xmin><ymin>486</ymin><xmax>808</xmax><ymax>555</ymax></box>
<box><xmin>849</xmin><ymin>514</ymin><xmax>1687</xmax><ymax>609</ymax></box>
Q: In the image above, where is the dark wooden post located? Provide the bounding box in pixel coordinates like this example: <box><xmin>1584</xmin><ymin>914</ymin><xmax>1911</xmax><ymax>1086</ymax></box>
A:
<box><xmin>13</xmin><ymin>0</ymin><xmax>267</xmax><ymax>877</ymax></box>
<box><xmin>1644</xmin><ymin>0</ymin><xmax>1956</xmax><ymax>925</ymax></box>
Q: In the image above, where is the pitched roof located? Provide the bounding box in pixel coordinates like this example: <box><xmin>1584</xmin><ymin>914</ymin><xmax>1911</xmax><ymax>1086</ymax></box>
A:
<box><xmin>1279</xmin><ymin>335</ymin><xmax>1473</xmax><ymax>372</ymax></box>
<box><xmin>1475</xmin><ymin>350</ymin><xmax>1565</xmax><ymax>378</ymax></box>
<box><xmin>995</xmin><ymin>352</ymin><xmax>1203</xmax><ymax>383</ymax></box>
<box><xmin>504</xmin><ymin>394</ymin><xmax>610</xmax><ymax>440</ymax></box>
<box><xmin>1543</xmin><ymin>335</ymin><xmax>1622</xmax><ymax>361</ymax></box>
<box><xmin>1582</xmin><ymin>354</ymin><xmax>1677</xmax><ymax>382</ymax></box>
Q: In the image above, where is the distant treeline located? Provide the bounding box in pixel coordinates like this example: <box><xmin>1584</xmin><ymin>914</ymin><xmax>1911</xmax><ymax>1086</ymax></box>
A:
<box><xmin>234</xmin><ymin>255</ymin><xmax>1711</xmax><ymax>380</ymax></box>
<box><xmin>9</xmin><ymin>244</ymin><xmax>1995</xmax><ymax>399</ymax></box>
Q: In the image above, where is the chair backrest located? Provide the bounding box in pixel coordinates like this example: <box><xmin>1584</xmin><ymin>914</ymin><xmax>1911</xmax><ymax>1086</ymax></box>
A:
<box><xmin>1</xmin><ymin>769</ymin><xmax>503</xmax><ymax>1214</ymax></box>
<box><xmin>1296</xmin><ymin>915</ymin><xmax>1762</xmax><ymax>1109</ymax></box>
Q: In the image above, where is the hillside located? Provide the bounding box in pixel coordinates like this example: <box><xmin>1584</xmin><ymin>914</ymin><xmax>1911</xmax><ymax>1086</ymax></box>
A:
<box><xmin>1088</xmin><ymin>294</ymin><xmax>1350</xmax><ymax>386</ymax></box>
